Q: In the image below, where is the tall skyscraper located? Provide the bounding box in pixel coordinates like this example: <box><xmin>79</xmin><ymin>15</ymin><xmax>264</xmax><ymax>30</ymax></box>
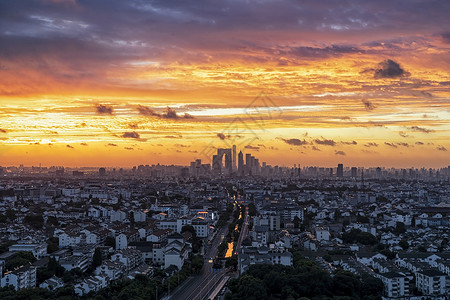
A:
<box><xmin>232</xmin><ymin>145</ymin><xmax>237</xmax><ymax>171</ymax></box>
<box><xmin>238</xmin><ymin>151</ymin><xmax>244</xmax><ymax>175</ymax></box>
<box><xmin>351</xmin><ymin>167</ymin><xmax>357</xmax><ymax>178</ymax></box>
<box><xmin>99</xmin><ymin>167</ymin><xmax>106</xmax><ymax>176</ymax></box>
<box><xmin>337</xmin><ymin>164</ymin><xmax>343</xmax><ymax>178</ymax></box>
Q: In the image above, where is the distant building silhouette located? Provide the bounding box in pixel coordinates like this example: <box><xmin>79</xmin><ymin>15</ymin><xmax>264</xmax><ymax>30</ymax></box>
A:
<box><xmin>337</xmin><ymin>164</ymin><xmax>343</xmax><ymax>178</ymax></box>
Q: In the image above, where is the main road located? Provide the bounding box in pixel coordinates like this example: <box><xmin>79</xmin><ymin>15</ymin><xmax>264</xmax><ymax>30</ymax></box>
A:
<box><xmin>234</xmin><ymin>206</ymin><xmax>249</xmax><ymax>255</ymax></box>
<box><xmin>169</xmin><ymin>207</ymin><xmax>233</xmax><ymax>300</ymax></box>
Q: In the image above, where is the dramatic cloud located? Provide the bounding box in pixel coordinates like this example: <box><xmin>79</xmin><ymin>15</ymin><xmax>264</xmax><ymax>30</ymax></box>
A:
<box><xmin>287</xmin><ymin>45</ymin><xmax>362</xmax><ymax>59</ymax></box>
<box><xmin>137</xmin><ymin>105</ymin><xmax>194</xmax><ymax>120</ymax></box>
<box><xmin>162</xmin><ymin>107</ymin><xmax>179</xmax><ymax>119</ymax></box>
<box><xmin>314</xmin><ymin>138</ymin><xmax>336</xmax><ymax>146</ymax></box>
<box><xmin>374</xmin><ymin>59</ymin><xmax>407</xmax><ymax>78</ymax></box>
<box><xmin>245</xmin><ymin>145</ymin><xmax>259</xmax><ymax>150</ymax></box>
<box><xmin>0</xmin><ymin>1</ymin><xmax>449</xmax><ymax>167</ymax></box>
<box><xmin>415</xmin><ymin>141</ymin><xmax>424</xmax><ymax>145</ymax></box>
<box><xmin>66</xmin><ymin>144</ymin><xmax>74</xmax><ymax>149</ymax></box>
<box><xmin>217</xmin><ymin>133</ymin><xmax>227</xmax><ymax>140</ymax></box>
<box><xmin>122</xmin><ymin>131</ymin><xmax>140</xmax><ymax>139</ymax></box>
<box><xmin>364</xmin><ymin>142</ymin><xmax>378</xmax><ymax>147</ymax></box>
<box><xmin>335</xmin><ymin>150</ymin><xmax>346</xmax><ymax>156</ymax></box>
<box><xmin>80</xmin><ymin>142</ymin><xmax>88</xmax><ymax>146</ymax></box>
<box><xmin>279</xmin><ymin>138</ymin><xmax>309</xmax><ymax>146</ymax></box>
<box><xmin>396</xmin><ymin>142</ymin><xmax>410</xmax><ymax>147</ymax></box>
<box><xmin>136</xmin><ymin>105</ymin><xmax>159</xmax><ymax>117</ymax></box>
<box><xmin>162</xmin><ymin>107</ymin><xmax>194</xmax><ymax>120</ymax></box>
<box><xmin>95</xmin><ymin>104</ymin><xmax>114</xmax><ymax>115</ymax></box>
<box><xmin>384</xmin><ymin>142</ymin><xmax>398</xmax><ymax>148</ymax></box>
<box><xmin>408</xmin><ymin>126</ymin><xmax>434</xmax><ymax>133</ymax></box>
<box><xmin>436</xmin><ymin>146</ymin><xmax>447</xmax><ymax>151</ymax></box>
<box><xmin>362</xmin><ymin>99</ymin><xmax>375</xmax><ymax>111</ymax></box>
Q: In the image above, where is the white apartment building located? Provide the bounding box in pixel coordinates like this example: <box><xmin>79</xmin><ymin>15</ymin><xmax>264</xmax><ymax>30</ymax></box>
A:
<box><xmin>1</xmin><ymin>265</ymin><xmax>37</xmax><ymax>290</ymax></box>
<box><xmin>416</xmin><ymin>269</ymin><xmax>446</xmax><ymax>296</ymax></box>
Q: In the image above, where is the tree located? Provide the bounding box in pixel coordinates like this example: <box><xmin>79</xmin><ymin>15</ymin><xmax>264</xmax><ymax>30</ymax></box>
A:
<box><xmin>5</xmin><ymin>251</ymin><xmax>36</xmax><ymax>271</ymax></box>
<box><xmin>93</xmin><ymin>248</ymin><xmax>102</xmax><ymax>268</ymax></box>
<box><xmin>399</xmin><ymin>239</ymin><xmax>409</xmax><ymax>250</ymax></box>
<box><xmin>105</xmin><ymin>236</ymin><xmax>115</xmax><ymax>248</ymax></box>
<box><xmin>360</xmin><ymin>275</ymin><xmax>384</xmax><ymax>299</ymax></box>
<box><xmin>181</xmin><ymin>225</ymin><xmax>196</xmax><ymax>237</ymax></box>
<box><xmin>247</xmin><ymin>203</ymin><xmax>257</xmax><ymax>216</ymax></box>
<box><xmin>225</xmin><ymin>255</ymin><xmax>238</xmax><ymax>270</ymax></box>
<box><xmin>191</xmin><ymin>255</ymin><xmax>204</xmax><ymax>273</ymax></box>
<box><xmin>23</xmin><ymin>214</ymin><xmax>44</xmax><ymax>229</ymax></box>
<box><xmin>46</xmin><ymin>216</ymin><xmax>58</xmax><ymax>227</ymax></box>
<box><xmin>342</xmin><ymin>229</ymin><xmax>377</xmax><ymax>245</ymax></box>
<box><xmin>228</xmin><ymin>275</ymin><xmax>267</xmax><ymax>300</ymax></box>
<box><xmin>393</xmin><ymin>222</ymin><xmax>406</xmax><ymax>235</ymax></box>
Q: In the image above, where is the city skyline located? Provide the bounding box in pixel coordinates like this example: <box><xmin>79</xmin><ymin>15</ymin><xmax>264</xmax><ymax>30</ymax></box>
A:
<box><xmin>1</xmin><ymin>1</ymin><xmax>450</xmax><ymax>168</ymax></box>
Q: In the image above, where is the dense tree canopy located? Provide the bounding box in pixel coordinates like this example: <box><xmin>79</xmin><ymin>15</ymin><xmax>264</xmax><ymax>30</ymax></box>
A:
<box><xmin>226</xmin><ymin>253</ymin><xmax>383</xmax><ymax>300</ymax></box>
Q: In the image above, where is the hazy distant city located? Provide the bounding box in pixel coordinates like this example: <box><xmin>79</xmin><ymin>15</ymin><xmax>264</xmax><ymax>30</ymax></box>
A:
<box><xmin>0</xmin><ymin>144</ymin><xmax>449</xmax><ymax>299</ymax></box>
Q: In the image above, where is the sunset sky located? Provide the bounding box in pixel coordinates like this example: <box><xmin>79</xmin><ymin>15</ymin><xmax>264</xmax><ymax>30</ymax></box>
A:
<box><xmin>0</xmin><ymin>0</ymin><xmax>449</xmax><ymax>168</ymax></box>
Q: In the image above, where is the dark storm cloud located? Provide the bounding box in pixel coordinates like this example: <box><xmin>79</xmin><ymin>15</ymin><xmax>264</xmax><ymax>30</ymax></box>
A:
<box><xmin>279</xmin><ymin>138</ymin><xmax>309</xmax><ymax>146</ymax></box>
<box><xmin>122</xmin><ymin>131</ymin><xmax>140</xmax><ymax>139</ymax></box>
<box><xmin>374</xmin><ymin>59</ymin><xmax>407</xmax><ymax>78</ymax></box>
<box><xmin>314</xmin><ymin>138</ymin><xmax>336</xmax><ymax>146</ymax></box>
<box><xmin>96</xmin><ymin>104</ymin><xmax>114</xmax><ymax>115</ymax></box>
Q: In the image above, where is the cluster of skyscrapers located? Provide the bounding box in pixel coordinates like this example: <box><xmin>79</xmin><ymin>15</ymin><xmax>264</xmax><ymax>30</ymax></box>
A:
<box><xmin>189</xmin><ymin>145</ymin><xmax>262</xmax><ymax>177</ymax></box>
